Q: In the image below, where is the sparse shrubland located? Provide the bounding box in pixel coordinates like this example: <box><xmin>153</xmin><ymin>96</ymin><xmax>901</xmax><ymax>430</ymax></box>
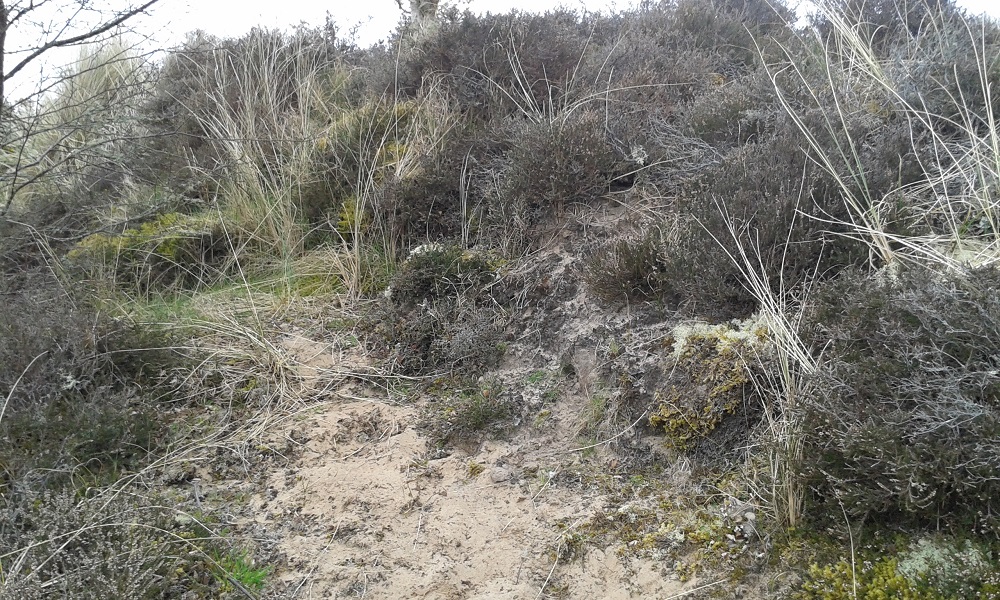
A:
<box><xmin>5</xmin><ymin>0</ymin><xmax>1000</xmax><ymax>596</ymax></box>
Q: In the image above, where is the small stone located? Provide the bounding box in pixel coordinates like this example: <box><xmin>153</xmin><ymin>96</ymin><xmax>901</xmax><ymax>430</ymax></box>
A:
<box><xmin>490</xmin><ymin>467</ymin><xmax>511</xmax><ymax>483</ymax></box>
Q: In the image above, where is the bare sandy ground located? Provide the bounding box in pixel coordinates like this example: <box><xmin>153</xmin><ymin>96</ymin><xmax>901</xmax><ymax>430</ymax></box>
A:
<box><xmin>248</xmin><ymin>397</ymin><xmax>696</xmax><ymax>599</ymax></box>
<box><xmin>233</xmin><ymin>329</ymin><xmax>700</xmax><ymax>599</ymax></box>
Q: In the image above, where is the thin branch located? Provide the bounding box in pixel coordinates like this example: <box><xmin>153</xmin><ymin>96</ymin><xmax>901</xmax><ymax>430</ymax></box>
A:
<box><xmin>3</xmin><ymin>0</ymin><xmax>161</xmax><ymax>83</ymax></box>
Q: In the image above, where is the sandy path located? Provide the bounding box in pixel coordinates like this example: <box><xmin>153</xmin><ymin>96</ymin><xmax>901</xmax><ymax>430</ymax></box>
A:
<box><xmin>242</xmin><ymin>385</ymin><xmax>697</xmax><ymax>599</ymax></box>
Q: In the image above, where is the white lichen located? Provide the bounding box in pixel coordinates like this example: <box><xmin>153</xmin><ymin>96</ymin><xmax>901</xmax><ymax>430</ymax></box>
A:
<box><xmin>669</xmin><ymin>314</ymin><xmax>769</xmax><ymax>360</ymax></box>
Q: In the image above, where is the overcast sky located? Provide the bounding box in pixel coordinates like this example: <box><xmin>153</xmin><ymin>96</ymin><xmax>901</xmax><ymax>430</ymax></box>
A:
<box><xmin>156</xmin><ymin>0</ymin><xmax>1000</xmax><ymax>48</ymax></box>
<box><xmin>6</xmin><ymin>0</ymin><xmax>1000</xmax><ymax>97</ymax></box>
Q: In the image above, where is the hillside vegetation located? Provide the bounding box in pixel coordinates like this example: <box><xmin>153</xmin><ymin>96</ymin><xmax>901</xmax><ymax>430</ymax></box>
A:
<box><xmin>3</xmin><ymin>0</ymin><xmax>1000</xmax><ymax>597</ymax></box>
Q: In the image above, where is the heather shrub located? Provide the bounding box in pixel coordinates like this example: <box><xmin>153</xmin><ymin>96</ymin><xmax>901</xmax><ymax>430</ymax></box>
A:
<box><xmin>385</xmin><ymin>243</ymin><xmax>496</xmax><ymax>307</ymax></box>
<box><xmin>0</xmin><ymin>484</ymin><xmax>257</xmax><ymax>599</ymax></box>
<box><xmin>809</xmin><ymin>0</ymin><xmax>967</xmax><ymax>58</ymax></box>
<box><xmin>365</xmin><ymin>298</ymin><xmax>505</xmax><ymax>375</ymax></box>
<box><xmin>385</xmin><ymin>8</ymin><xmax>602</xmax><ymax>117</ymax></box>
<box><xmin>797</xmin><ymin>265</ymin><xmax>1000</xmax><ymax>533</ymax></box>
<box><xmin>386</xmin><ymin>103</ymin><xmax>556</xmax><ymax>248</ymax></box>
<box><xmin>0</xmin><ymin>275</ymin><xmax>182</xmax><ymax>491</ymax></box>
<box><xmin>876</xmin><ymin>5</ymin><xmax>1000</xmax><ymax>142</ymax></box>
<box><xmin>670</xmin><ymin>0</ymin><xmax>792</xmax><ymax>71</ymax></box>
<box><xmin>0</xmin><ymin>491</ymin><xmax>180</xmax><ymax>599</ymax></box>
<box><xmin>137</xmin><ymin>31</ymin><xmax>224</xmax><ymax>194</ymax></box>
<box><xmin>768</xmin><ymin>0</ymin><xmax>1000</xmax><ymax>271</ymax></box>
<box><xmin>679</xmin><ymin>70</ymin><xmax>776</xmax><ymax>147</ymax></box>
<box><xmin>486</xmin><ymin>110</ymin><xmax>616</xmax><ymax>246</ymax></box>
<box><xmin>584</xmin><ymin>227</ymin><xmax>672</xmax><ymax>305</ymax></box>
<box><xmin>650</xmin><ymin>125</ymin><xmax>865</xmax><ymax>317</ymax></box>
<box><xmin>362</xmin><ymin>244</ymin><xmax>507</xmax><ymax>374</ymax></box>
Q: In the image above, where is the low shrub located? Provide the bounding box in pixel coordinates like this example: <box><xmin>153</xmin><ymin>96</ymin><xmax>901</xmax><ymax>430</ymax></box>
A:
<box><xmin>499</xmin><ymin>110</ymin><xmax>616</xmax><ymax>218</ymax></box>
<box><xmin>584</xmin><ymin>227</ymin><xmax>671</xmax><ymax>306</ymax></box>
<box><xmin>361</xmin><ymin>244</ymin><xmax>508</xmax><ymax>375</ymax></box>
<box><xmin>0</xmin><ymin>484</ymin><xmax>265</xmax><ymax>600</ymax></box>
<box><xmin>798</xmin><ymin>265</ymin><xmax>1000</xmax><ymax>533</ymax></box>
<box><xmin>64</xmin><ymin>212</ymin><xmax>232</xmax><ymax>292</ymax></box>
<box><xmin>0</xmin><ymin>491</ymin><xmax>180</xmax><ymax>599</ymax></box>
<box><xmin>0</xmin><ymin>275</ymin><xmax>184</xmax><ymax>491</ymax></box>
<box><xmin>654</xmin><ymin>124</ymin><xmax>866</xmax><ymax>318</ymax></box>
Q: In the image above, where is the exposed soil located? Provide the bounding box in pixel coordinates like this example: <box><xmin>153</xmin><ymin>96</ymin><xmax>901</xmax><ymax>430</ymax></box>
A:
<box><xmin>186</xmin><ymin>221</ymin><xmax>750</xmax><ymax>599</ymax></box>
<box><xmin>243</xmin><ymin>389</ymin><xmax>697</xmax><ymax>599</ymax></box>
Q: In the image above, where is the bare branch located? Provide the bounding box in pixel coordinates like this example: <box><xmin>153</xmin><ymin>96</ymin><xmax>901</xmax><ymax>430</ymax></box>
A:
<box><xmin>3</xmin><ymin>0</ymin><xmax>161</xmax><ymax>83</ymax></box>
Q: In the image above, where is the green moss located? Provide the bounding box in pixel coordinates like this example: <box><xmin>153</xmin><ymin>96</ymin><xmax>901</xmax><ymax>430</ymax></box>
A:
<box><xmin>66</xmin><ymin>212</ymin><xmax>230</xmax><ymax>291</ymax></box>
<box><xmin>793</xmin><ymin>534</ymin><xmax>1000</xmax><ymax>600</ymax></box>
<box><xmin>648</xmin><ymin>332</ymin><xmax>753</xmax><ymax>451</ymax></box>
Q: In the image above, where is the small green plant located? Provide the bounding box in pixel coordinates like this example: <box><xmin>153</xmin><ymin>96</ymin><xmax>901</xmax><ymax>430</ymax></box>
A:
<box><xmin>451</xmin><ymin>384</ymin><xmax>510</xmax><ymax>433</ymax></box>
<box><xmin>424</xmin><ymin>381</ymin><xmax>515</xmax><ymax>446</ymax></box>
<box><xmin>527</xmin><ymin>370</ymin><xmax>547</xmax><ymax>384</ymax></box>
<box><xmin>216</xmin><ymin>549</ymin><xmax>271</xmax><ymax>593</ymax></box>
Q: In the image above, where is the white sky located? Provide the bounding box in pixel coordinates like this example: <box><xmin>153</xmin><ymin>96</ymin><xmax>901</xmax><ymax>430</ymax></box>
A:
<box><xmin>153</xmin><ymin>0</ymin><xmax>1000</xmax><ymax>48</ymax></box>
<box><xmin>7</xmin><ymin>0</ymin><xmax>1000</xmax><ymax>98</ymax></box>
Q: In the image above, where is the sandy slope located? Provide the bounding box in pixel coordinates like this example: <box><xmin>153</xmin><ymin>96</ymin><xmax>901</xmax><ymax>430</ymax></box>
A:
<box><xmin>208</xmin><ymin>226</ymin><xmax>717</xmax><ymax>598</ymax></box>
<box><xmin>246</xmin><ymin>389</ymin><xmax>697</xmax><ymax>599</ymax></box>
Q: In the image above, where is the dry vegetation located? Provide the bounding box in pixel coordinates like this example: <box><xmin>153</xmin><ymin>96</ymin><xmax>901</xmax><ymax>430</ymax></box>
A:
<box><xmin>3</xmin><ymin>0</ymin><xmax>1000</xmax><ymax>597</ymax></box>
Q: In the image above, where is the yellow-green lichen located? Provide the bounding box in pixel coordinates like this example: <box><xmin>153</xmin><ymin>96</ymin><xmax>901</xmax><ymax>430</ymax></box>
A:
<box><xmin>793</xmin><ymin>534</ymin><xmax>1000</xmax><ymax>600</ymax></box>
<box><xmin>649</xmin><ymin>331</ymin><xmax>754</xmax><ymax>451</ymax></box>
<box><xmin>797</xmin><ymin>558</ymin><xmax>934</xmax><ymax>600</ymax></box>
<box><xmin>65</xmin><ymin>212</ymin><xmax>228</xmax><ymax>290</ymax></box>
